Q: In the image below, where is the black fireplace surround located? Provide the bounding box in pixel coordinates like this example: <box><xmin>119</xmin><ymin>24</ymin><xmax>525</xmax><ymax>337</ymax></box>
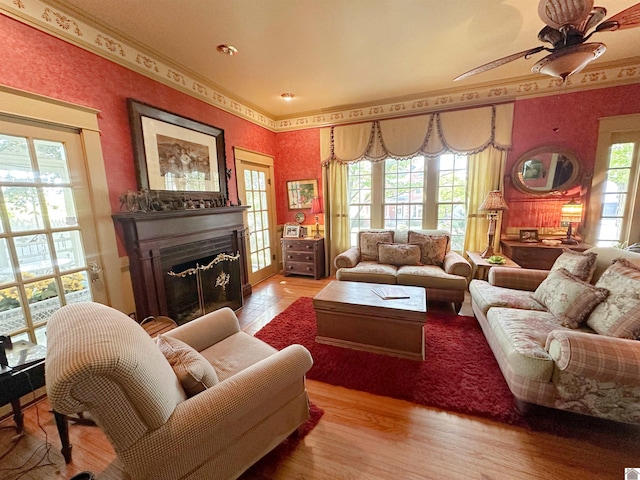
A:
<box><xmin>113</xmin><ymin>207</ymin><xmax>250</xmax><ymax>323</ymax></box>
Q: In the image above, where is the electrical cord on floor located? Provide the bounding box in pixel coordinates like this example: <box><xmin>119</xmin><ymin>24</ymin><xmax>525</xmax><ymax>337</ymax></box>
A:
<box><xmin>0</xmin><ymin>369</ymin><xmax>56</xmax><ymax>479</ymax></box>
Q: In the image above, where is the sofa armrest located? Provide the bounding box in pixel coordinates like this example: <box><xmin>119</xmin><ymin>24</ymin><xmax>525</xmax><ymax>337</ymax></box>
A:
<box><xmin>443</xmin><ymin>250</ymin><xmax>472</xmax><ymax>277</ymax></box>
<box><xmin>545</xmin><ymin>330</ymin><xmax>640</xmax><ymax>385</ymax></box>
<box><xmin>334</xmin><ymin>247</ymin><xmax>361</xmax><ymax>269</ymax></box>
<box><xmin>166</xmin><ymin>307</ymin><xmax>241</xmax><ymax>352</ymax></box>
<box><xmin>488</xmin><ymin>267</ymin><xmax>549</xmax><ymax>291</ymax></box>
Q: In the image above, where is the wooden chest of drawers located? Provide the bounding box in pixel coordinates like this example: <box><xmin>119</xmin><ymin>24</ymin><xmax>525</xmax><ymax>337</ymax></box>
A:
<box><xmin>500</xmin><ymin>240</ymin><xmax>592</xmax><ymax>270</ymax></box>
<box><xmin>282</xmin><ymin>237</ymin><xmax>325</xmax><ymax>279</ymax></box>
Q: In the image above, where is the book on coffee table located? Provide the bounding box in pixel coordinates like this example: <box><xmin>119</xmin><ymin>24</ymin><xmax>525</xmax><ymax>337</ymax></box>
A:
<box><xmin>371</xmin><ymin>286</ymin><xmax>411</xmax><ymax>300</ymax></box>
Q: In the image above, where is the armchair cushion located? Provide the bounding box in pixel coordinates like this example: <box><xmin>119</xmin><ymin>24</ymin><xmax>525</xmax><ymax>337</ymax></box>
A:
<box><xmin>533</xmin><ymin>268</ymin><xmax>609</xmax><ymax>329</ymax></box>
<box><xmin>377</xmin><ymin>243</ymin><xmax>421</xmax><ymax>266</ymax></box>
<box><xmin>358</xmin><ymin>230</ymin><xmax>394</xmax><ymax>261</ymax></box>
<box><xmin>407</xmin><ymin>231</ymin><xmax>448</xmax><ymax>266</ymax></box>
<box><xmin>156</xmin><ymin>334</ymin><xmax>219</xmax><ymax>396</ymax></box>
<box><xmin>550</xmin><ymin>249</ymin><xmax>598</xmax><ymax>282</ymax></box>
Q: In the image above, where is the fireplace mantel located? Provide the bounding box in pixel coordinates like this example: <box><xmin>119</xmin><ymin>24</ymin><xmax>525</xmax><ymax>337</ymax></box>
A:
<box><xmin>113</xmin><ymin>207</ymin><xmax>251</xmax><ymax>321</ymax></box>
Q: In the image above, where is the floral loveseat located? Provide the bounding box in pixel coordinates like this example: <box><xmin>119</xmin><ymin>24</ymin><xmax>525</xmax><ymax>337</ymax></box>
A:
<box><xmin>469</xmin><ymin>247</ymin><xmax>640</xmax><ymax>424</ymax></box>
<box><xmin>334</xmin><ymin>229</ymin><xmax>471</xmax><ymax>312</ymax></box>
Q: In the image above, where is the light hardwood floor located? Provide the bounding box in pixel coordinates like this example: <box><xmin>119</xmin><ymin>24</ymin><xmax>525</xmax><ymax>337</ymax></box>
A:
<box><xmin>1</xmin><ymin>274</ymin><xmax>638</xmax><ymax>480</ymax></box>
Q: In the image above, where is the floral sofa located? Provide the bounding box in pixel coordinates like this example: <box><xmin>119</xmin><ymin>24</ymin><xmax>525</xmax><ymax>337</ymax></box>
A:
<box><xmin>334</xmin><ymin>229</ymin><xmax>471</xmax><ymax>312</ymax></box>
<box><xmin>469</xmin><ymin>247</ymin><xmax>640</xmax><ymax>424</ymax></box>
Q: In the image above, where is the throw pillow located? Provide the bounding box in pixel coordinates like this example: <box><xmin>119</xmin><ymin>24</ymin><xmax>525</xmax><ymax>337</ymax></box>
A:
<box><xmin>156</xmin><ymin>334</ymin><xmax>219</xmax><ymax>396</ymax></box>
<box><xmin>378</xmin><ymin>243</ymin><xmax>421</xmax><ymax>266</ymax></box>
<box><xmin>407</xmin><ymin>231</ymin><xmax>449</xmax><ymax>267</ymax></box>
<box><xmin>533</xmin><ymin>268</ymin><xmax>609</xmax><ymax>329</ymax></box>
<box><xmin>550</xmin><ymin>249</ymin><xmax>598</xmax><ymax>282</ymax></box>
<box><xmin>587</xmin><ymin>258</ymin><xmax>640</xmax><ymax>337</ymax></box>
<box><xmin>358</xmin><ymin>231</ymin><xmax>394</xmax><ymax>261</ymax></box>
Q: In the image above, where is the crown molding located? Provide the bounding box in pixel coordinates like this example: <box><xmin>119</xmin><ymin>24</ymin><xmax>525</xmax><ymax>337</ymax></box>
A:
<box><xmin>2</xmin><ymin>0</ymin><xmax>640</xmax><ymax>133</ymax></box>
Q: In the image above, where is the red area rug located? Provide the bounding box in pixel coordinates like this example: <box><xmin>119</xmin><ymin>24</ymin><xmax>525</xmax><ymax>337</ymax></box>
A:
<box><xmin>254</xmin><ymin>297</ymin><xmax>640</xmax><ymax>441</ymax></box>
<box><xmin>255</xmin><ymin>296</ymin><xmax>520</xmax><ymax>424</ymax></box>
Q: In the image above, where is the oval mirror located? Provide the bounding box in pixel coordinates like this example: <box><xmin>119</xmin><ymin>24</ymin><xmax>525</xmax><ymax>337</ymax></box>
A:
<box><xmin>511</xmin><ymin>146</ymin><xmax>581</xmax><ymax>195</ymax></box>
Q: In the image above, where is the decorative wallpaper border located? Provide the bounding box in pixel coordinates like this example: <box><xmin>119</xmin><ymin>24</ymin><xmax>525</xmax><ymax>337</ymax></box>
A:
<box><xmin>2</xmin><ymin>0</ymin><xmax>640</xmax><ymax>133</ymax></box>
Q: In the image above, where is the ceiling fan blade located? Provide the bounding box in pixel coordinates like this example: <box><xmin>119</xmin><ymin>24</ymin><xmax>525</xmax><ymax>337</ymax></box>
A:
<box><xmin>538</xmin><ymin>0</ymin><xmax>594</xmax><ymax>29</ymax></box>
<box><xmin>600</xmin><ymin>1</ymin><xmax>640</xmax><ymax>30</ymax></box>
<box><xmin>454</xmin><ymin>46</ymin><xmax>547</xmax><ymax>81</ymax></box>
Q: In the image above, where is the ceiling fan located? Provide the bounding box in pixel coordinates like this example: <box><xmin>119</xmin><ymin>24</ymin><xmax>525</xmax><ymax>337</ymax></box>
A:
<box><xmin>454</xmin><ymin>0</ymin><xmax>640</xmax><ymax>82</ymax></box>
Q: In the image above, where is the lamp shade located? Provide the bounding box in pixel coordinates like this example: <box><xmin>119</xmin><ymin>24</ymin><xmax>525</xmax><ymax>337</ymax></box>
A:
<box><xmin>310</xmin><ymin>197</ymin><xmax>323</xmax><ymax>215</ymax></box>
<box><xmin>561</xmin><ymin>199</ymin><xmax>583</xmax><ymax>223</ymax></box>
<box><xmin>479</xmin><ymin>191</ymin><xmax>509</xmax><ymax>212</ymax></box>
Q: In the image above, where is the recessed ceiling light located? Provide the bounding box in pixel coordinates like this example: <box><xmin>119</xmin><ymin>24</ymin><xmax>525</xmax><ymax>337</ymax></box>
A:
<box><xmin>216</xmin><ymin>44</ymin><xmax>238</xmax><ymax>56</ymax></box>
<box><xmin>281</xmin><ymin>93</ymin><xmax>295</xmax><ymax>101</ymax></box>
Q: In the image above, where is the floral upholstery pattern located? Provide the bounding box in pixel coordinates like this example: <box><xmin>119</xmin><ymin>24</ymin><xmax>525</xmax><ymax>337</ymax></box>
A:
<box><xmin>486</xmin><ymin>307</ymin><xmax>559</xmax><ymax>382</ymax></box>
<box><xmin>533</xmin><ymin>268</ymin><xmax>609</xmax><ymax>329</ymax></box>
<box><xmin>407</xmin><ymin>231</ymin><xmax>448</xmax><ymax>266</ymax></box>
<box><xmin>587</xmin><ymin>258</ymin><xmax>640</xmax><ymax>336</ymax></box>
<box><xmin>552</xmin><ymin>370</ymin><xmax>640</xmax><ymax>424</ymax></box>
<box><xmin>550</xmin><ymin>249</ymin><xmax>598</xmax><ymax>282</ymax></box>
<box><xmin>377</xmin><ymin>243</ymin><xmax>421</xmax><ymax>266</ymax></box>
<box><xmin>358</xmin><ymin>230</ymin><xmax>394</xmax><ymax>261</ymax></box>
<box><xmin>469</xmin><ymin>279</ymin><xmax>546</xmax><ymax>315</ymax></box>
<box><xmin>470</xmin><ymin>246</ymin><xmax>640</xmax><ymax>424</ymax></box>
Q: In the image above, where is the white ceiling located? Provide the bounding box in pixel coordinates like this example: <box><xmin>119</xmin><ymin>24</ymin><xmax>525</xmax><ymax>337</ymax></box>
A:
<box><xmin>54</xmin><ymin>0</ymin><xmax>640</xmax><ymax>118</ymax></box>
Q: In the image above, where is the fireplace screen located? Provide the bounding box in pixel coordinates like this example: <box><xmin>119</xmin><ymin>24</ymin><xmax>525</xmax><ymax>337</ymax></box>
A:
<box><xmin>162</xmin><ymin>242</ymin><xmax>242</xmax><ymax>325</ymax></box>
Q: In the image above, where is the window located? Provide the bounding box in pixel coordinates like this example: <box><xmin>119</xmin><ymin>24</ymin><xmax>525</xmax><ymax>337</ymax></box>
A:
<box><xmin>590</xmin><ymin>115</ymin><xmax>640</xmax><ymax>248</ymax></box>
<box><xmin>347</xmin><ymin>154</ymin><xmax>468</xmax><ymax>249</ymax></box>
<box><xmin>436</xmin><ymin>154</ymin><xmax>468</xmax><ymax>250</ymax></box>
<box><xmin>595</xmin><ymin>142</ymin><xmax>635</xmax><ymax>246</ymax></box>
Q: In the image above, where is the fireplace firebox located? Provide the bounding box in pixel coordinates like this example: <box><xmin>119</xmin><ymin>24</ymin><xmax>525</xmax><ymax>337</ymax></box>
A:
<box><xmin>113</xmin><ymin>207</ymin><xmax>250</xmax><ymax>323</ymax></box>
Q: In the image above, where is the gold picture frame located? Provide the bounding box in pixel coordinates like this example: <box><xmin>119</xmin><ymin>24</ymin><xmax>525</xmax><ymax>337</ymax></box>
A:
<box><xmin>286</xmin><ymin>179</ymin><xmax>318</xmax><ymax>209</ymax></box>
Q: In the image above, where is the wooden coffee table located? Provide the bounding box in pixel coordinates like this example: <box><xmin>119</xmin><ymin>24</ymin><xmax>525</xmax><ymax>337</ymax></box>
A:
<box><xmin>312</xmin><ymin>281</ymin><xmax>427</xmax><ymax>360</ymax></box>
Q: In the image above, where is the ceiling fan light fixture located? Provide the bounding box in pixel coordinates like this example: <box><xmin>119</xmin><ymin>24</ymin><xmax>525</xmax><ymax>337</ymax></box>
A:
<box><xmin>531</xmin><ymin>42</ymin><xmax>605</xmax><ymax>79</ymax></box>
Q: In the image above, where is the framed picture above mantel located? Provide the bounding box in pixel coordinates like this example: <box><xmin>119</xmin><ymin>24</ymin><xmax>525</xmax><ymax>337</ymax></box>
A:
<box><xmin>127</xmin><ymin>99</ymin><xmax>229</xmax><ymax>204</ymax></box>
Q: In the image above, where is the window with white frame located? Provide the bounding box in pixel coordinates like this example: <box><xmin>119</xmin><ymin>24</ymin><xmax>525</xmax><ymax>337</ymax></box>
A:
<box><xmin>347</xmin><ymin>154</ymin><xmax>468</xmax><ymax>250</ymax></box>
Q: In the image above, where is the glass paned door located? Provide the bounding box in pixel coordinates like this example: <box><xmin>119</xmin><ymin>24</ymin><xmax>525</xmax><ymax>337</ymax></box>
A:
<box><xmin>239</xmin><ymin>163</ymin><xmax>276</xmax><ymax>284</ymax></box>
<box><xmin>0</xmin><ymin>120</ymin><xmax>106</xmax><ymax>346</ymax></box>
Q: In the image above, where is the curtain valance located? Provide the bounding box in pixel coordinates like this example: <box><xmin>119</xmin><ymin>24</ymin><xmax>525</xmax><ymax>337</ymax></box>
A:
<box><xmin>320</xmin><ymin>103</ymin><xmax>514</xmax><ymax>164</ymax></box>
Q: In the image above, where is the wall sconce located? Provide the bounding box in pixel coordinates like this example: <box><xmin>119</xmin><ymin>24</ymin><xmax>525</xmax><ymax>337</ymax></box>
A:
<box><xmin>560</xmin><ymin>199</ymin><xmax>583</xmax><ymax>245</ymax></box>
<box><xmin>479</xmin><ymin>190</ymin><xmax>509</xmax><ymax>258</ymax></box>
<box><xmin>310</xmin><ymin>197</ymin><xmax>324</xmax><ymax>239</ymax></box>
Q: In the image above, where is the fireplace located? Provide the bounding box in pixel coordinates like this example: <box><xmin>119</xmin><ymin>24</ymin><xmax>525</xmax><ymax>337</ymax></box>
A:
<box><xmin>162</xmin><ymin>238</ymin><xmax>242</xmax><ymax>325</ymax></box>
<box><xmin>113</xmin><ymin>207</ymin><xmax>250</xmax><ymax>323</ymax></box>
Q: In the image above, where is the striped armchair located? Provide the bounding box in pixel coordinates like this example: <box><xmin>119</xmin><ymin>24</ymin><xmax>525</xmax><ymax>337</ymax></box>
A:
<box><xmin>46</xmin><ymin>303</ymin><xmax>313</xmax><ymax>480</ymax></box>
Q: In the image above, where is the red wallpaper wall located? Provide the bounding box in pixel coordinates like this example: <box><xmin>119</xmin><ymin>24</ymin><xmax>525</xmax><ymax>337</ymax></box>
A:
<box><xmin>275</xmin><ymin>128</ymin><xmax>322</xmax><ymax>226</ymax></box>
<box><xmin>504</xmin><ymin>83</ymin><xmax>640</xmax><ymax>231</ymax></box>
<box><xmin>0</xmin><ymin>14</ymin><xmax>276</xmax><ymax>222</ymax></box>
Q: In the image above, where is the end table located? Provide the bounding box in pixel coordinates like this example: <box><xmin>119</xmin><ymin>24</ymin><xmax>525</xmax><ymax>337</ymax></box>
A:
<box><xmin>466</xmin><ymin>251</ymin><xmax>520</xmax><ymax>281</ymax></box>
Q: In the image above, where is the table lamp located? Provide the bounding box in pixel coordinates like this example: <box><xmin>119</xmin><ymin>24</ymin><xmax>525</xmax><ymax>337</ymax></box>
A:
<box><xmin>310</xmin><ymin>197</ymin><xmax>323</xmax><ymax>239</ymax></box>
<box><xmin>479</xmin><ymin>190</ymin><xmax>509</xmax><ymax>258</ymax></box>
<box><xmin>560</xmin><ymin>199</ymin><xmax>583</xmax><ymax>245</ymax></box>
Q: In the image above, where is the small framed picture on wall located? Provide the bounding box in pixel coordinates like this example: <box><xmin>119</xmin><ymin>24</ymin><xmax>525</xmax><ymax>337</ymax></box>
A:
<box><xmin>519</xmin><ymin>229</ymin><xmax>539</xmax><ymax>243</ymax></box>
<box><xmin>286</xmin><ymin>179</ymin><xmax>318</xmax><ymax>209</ymax></box>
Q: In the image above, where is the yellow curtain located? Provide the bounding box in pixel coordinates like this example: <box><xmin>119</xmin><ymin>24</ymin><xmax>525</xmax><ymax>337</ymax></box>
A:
<box><xmin>323</xmin><ymin>161</ymin><xmax>350</xmax><ymax>275</ymax></box>
<box><xmin>464</xmin><ymin>147</ymin><xmax>508</xmax><ymax>254</ymax></box>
